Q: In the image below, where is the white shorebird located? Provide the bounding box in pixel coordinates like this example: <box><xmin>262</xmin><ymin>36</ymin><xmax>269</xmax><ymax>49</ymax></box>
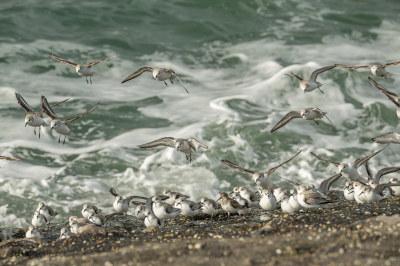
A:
<box><xmin>36</xmin><ymin>202</ymin><xmax>58</xmax><ymax>224</ymax></box>
<box><xmin>31</xmin><ymin>211</ymin><xmax>47</xmax><ymax>228</ymax></box>
<box><xmin>151</xmin><ymin>196</ymin><xmax>181</xmax><ymax>221</ymax></box>
<box><xmin>238</xmin><ymin>187</ymin><xmax>259</xmax><ymax>207</ymax></box>
<box><xmin>368</xmin><ymin>77</ymin><xmax>400</xmax><ymax>104</ymax></box>
<box><xmin>258</xmin><ymin>189</ymin><xmax>277</xmax><ymax>211</ymax></box>
<box><xmin>121</xmin><ymin>67</ymin><xmax>189</xmax><ymax>94</ymax></box>
<box><xmin>343</xmin><ymin>181</ymin><xmax>355</xmax><ymax>201</ymax></box>
<box><xmin>69</xmin><ymin>216</ymin><xmax>90</xmax><ymax>226</ymax></box>
<box><xmin>288</xmin><ymin>189</ymin><xmax>302</xmax><ymax>211</ymax></box>
<box><xmin>26</xmin><ymin>226</ymin><xmax>43</xmax><ymax>239</ymax></box>
<box><xmin>280</xmin><ymin>195</ymin><xmax>296</xmax><ymax>214</ymax></box>
<box><xmin>59</xmin><ymin>227</ymin><xmax>73</xmax><ymax>239</ymax></box>
<box><xmin>270</xmin><ymin>107</ymin><xmax>333</xmax><ymax>132</ymax></box>
<box><xmin>163</xmin><ymin>189</ymin><xmax>190</xmax><ymax>205</ymax></box>
<box><xmin>221</xmin><ymin>150</ymin><xmax>302</xmax><ymax>189</ymax></box>
<box><xmin>132</xmin><ymin>202</ymin><xmax>146</xmax><ymax>220</ymax></box>
<box><xmin>359</xmin><ymin>182</ymin><xmax>400</xmax><ymax>203</ymax></box>
<box><xmin>144</xmin><ymin>209</ymin><xmax>162</xmax><ymax>227</ymax></box>
<box><xmin>372</xmin><ymin>132</ymin><xmax>400</xmax><ymax>144</ymax></box>
<box><xmin>296</xmin><ymin>185</ymin><xmax>336</xmax><ymax>209</ymax></box>
<box><xmin>49</xmin><ymin>53</ymin><xmax>117</xmax><ymax>84</ymax></box>
<box><xmin>81</xmin><ymin>204</ymin><xmax>102</xmax><ymax>219</ymax></box>
<box><xmin>174</xmin><ymin>197</ymin><xmax>201</xmax><ymax>216</ymax></box>
<box><xmin>200</xmin><ymin>197</ymin><xmax>221</xmax><ymax>218</ymax></box>
<box><xmin>367</xmin><ymin>180</ymin><xmax>393</xmax><ymax>199</ymax></box>
<box><xmin>353</xmin><ymin>182</ymin><xmax>369</xmax><ymax>204</ymax></box>
<box><xmin>273</xmin><ymin>187</ymin><xmax>289</xmax><ymax>203</ymax></box>
<box><xmin>70</xmin><ymin>220</ymin><xmax>96</xmax><ymax>234</ymax></box>
<box><xmin>41</xmin><ymin>95</ymin><xmax>99</xmax><ymax>144</ymax></box>
<box><xmin>335</xmin><ymin>61</ymin><xmax>400</xmax><ymax>79</ymax></box>
<box><xmin>218</xmin><ymin>192</ymin><xmax>248</xmax><ymax>219</ymax></box>
<box><xmin>138</xmin><ymin>137</ymin><xmax>208</xmax><ymax>163</ymax></box>
<box><xmin>109</xmin><ymin>188</ymin><xmax>135</xmax><ymax>215</ymax></box>
<box><xmin>389</xmin><ymin>178</ymin><xmax>400</xmax><ymax>196</ymax></box>
<box><xmin>87</xmin><ymin>210</ymin><xmax>106</xmax><ymax>226</ymax></box>
<box><xmin>311</xmin><ymin>146</ymin><xmax>388</xmax><ymax>182</ymax></box>
<box><xmin>285</xmin><ymin>65</ymin><xmax>336</xmax><ymax>93</ymax></box>
<box><xmin>16</xmin><ymin>93</ymin><xmax>69</xmax><ymax>138</ymax></box>
<box><xmin>231</xmin><ymin>192</ymin><xmax>251</xmax><ymax>215</ymax></box>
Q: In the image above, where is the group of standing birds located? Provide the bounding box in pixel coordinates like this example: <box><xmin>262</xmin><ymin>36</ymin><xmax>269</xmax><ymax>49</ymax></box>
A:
<box><xmin>2</xmin><ymin>51</ymin><xmax>400</xmax><ymax>240</ymax></box>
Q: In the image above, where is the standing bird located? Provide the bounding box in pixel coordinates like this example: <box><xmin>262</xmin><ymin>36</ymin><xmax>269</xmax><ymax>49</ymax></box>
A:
<box><xmin>121</xmin><ymin>67</ymin><xmax>189</xmax><ymax>94</ymax></box>
<box><xmin>270</xmin><ymin>107</ymin><xmax>333</xmax><ymax>132</ymax></box>
<box><xmin>49</xmin><ymin>53</ymin><xmax>117</xmax><ymax>84</ymax></box>
<box><xmin>200</xmin><ymin>197</ymin><xmax>221</xmax><ymax>218</ymax></box>
<box><xmin>59</xmin><ymin>227</ymin><xmax>73</xmax><ymax>239</ymax></box>
<box><xmin>174</xmin><ymin>197</ymin><xmax>201</xmax><ymax>217</ymax></box>
<box><xmin>218</xmin><ymin>192</ymin><xmax>248</xmax><ymax>219</ymax></box>
<box><xmin>36</xmin><ymin>202</ymin><xmax>58</xmax><ymax>225</ymax></box>
<box><xmin>238</xmin><ymin>187</ymin><xmax>259</xmax><ymax>207</ymax></box>
<box><xmin>109</xmin><ymin>188</ymin><xmax>135</xmax><ymax>215</ymax></box>
<box><xmin>259</xmin><ymin>189</ymin><xmax>277</xmax><ymax>211</ymax></box>
<box><xmin>31</xmin><ymin>211</ymin><xmax>47</xmax><ymax>228</ymax></box>
<box><xmin>151</xmin><ymin>196</ymin><xmax>181</xmax><ymax>221</ymax></box>
<box><xmin>138</xmin><ymin>137</ymin><xmax>208</xmax><ymax>163</ymax></box>
<box><xmin>335</xmin><ymin>61</ymin><xmax>400</xmax><ymax>79</ymax></box>
<box><xmin>87</xmin><ymin>210</ymin><xmax>106</xmax><ymax>226</ymax></box>
<box><xmin>296</xmin><ymin>185</ymin><xmax>336</xmax><ymax>209</ymax></box>
<box><xmin>16</xmin><ymin>93</ymin><xmax>69</xmax><ymax>138</ymax></box>
<box><xmin>231</xmin><ymin>192</ymin><xmax>251</xmax><ymax>216</ymax></box>
<box><xmin>285</xmin><ymin>65</ymin><xmax>336</xmax><ymax>94</ymax></box>
<box><xmin>41</xmin><ymin>96</ymin><xmax>99</xmax><ymax>144</ymax></box>
<box><xmin>81</xmin><ymin>204</ymin><xmax>102</xmax><ymax>219</ymax></box>
<box><xmin>26</xmin><ymin>226</ymin><xmax>43</xmax><ymax>239</ymax></box>
<box><xmin>144</xmin><ymin>209</ymin><xmax>162</xmax><ymax>228</ymax></box>
<box><xmin>221</xmin><ymin>150</ymin><xmax>302</xmax><ymax>190</ymax></box>
<box><xmin>132</xmin><ymin>202</ymin><xmax>146</xmax><ymax>220</ymax></box>
<box><xmin>372</xmin><ymin>132</ymin><xmax>400</xmax><ymax>144</ymax></box>
<box><xmin>163</xmin><ymin>189</ymin><xmax>190</xmax><ymax>206</ymax></box>
<box><xmin>310</xmin><ymin>145</ymin><xmax>388</xmax><ymax>182</ymax></box>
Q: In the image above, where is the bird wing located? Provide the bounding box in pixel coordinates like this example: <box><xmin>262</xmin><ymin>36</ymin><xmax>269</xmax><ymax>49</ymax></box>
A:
<box><xmin>311</xmin><ymin>107</ymin><xmax>334</xmax><ymax>124</ymax></box>
<box><xmin>386</xmin><ymin>94</ymin><xmax>400</xmax><ymax>108</ymax></box>
<box><xmin>15</xmin><ymin>93</ymin><xmax>35</xmax><ymax>114</ymax></box>
<box><xmin>266</xmin><ymin>150</ymin><xmax>302</xmax><ymax>175</ymax></box>
<box><xmin>352</xmin><ymin>144</ymin><xmax>389</xmax><ymax>169</ymax></box>
<box><xmin>310</xmin><ymin>152</ymin><xmax>340</xmax><ymax>167</ymax></box>
<box><xmin>41</xmin><ymin>96</ymin><xmax>61</xmax><ymax>121</ymax></box>
<box><xmin>382</xmin><ymin>61</ymin><xmax>400</xmax><ymax>67</ymax></box>
<box><xmin>35</xmin><ymin>98</ymin><xmax>70</xmax><ymax>118</ymax></box>
<box><xmin>187</xmin><ymin>138</ymin><xmax>209</xmax><ymax>152</ymax></box>
<box><xmin>0</xmin><ymin>156</ymin><xmax>22</xmax><ymax>161</ymax></box>
<box><xmin>45</xmin><ymin>206</ymin><xmax>58</xmax><ymax>216</ymax></box>
<box><xmin>365</xmin><ymin>161</ymin><xmax>374</xmax><ymax>181</ymax></box>
<box><xmin>137</xmin><ymin>137</ymin><xmax>175</xmax><ymax>149</ymax></box>
<box><xmin>109</xmin><ymin>187</ymin><xmax>120</xmax><ymax>197</ymax></box>
<box><xmin>371</xmin><ymin>132</ymin><xmax>400</xmax><ymax>144</ymax></box>
<box><xmin>373</xmin><ymin>183</ymin><xmax>400</xmax><ymax>194</ymax></box>
<box><xmin>165</xmin><ymin>203</ymin><xmax>181</xmax><ymax>214</ymax></box>
<box><xmin>220</xmin><ymin>160</ymin><xmax>255</xmax><ymax>174</ymax></box>
<box><xmin>318</xmin><ymin>173</ymin><xmax>342</xmax><ymax>195</ymax></box>
<box><xmin>49</xmin><ymin>53</ymin><xmax>78</xmax><ymax>67</ymax></box>
<box><xmin>63</xmin><ymin>103</ymin><xmax>99</xmax><ymax>125</ymax></box>
<box><xmin>121</xmin><ymin>67</ymin><xmax>153</xmax><ymax>84</ymax></box>
<box><xmin>230</xmin><ymin>199</ymin><xmax>245</xmax><ymax>209</ymax></box>
<box><xmin>85</xmin><ymin>53</ymin><xmax>118</xmax><ymax>67</ymax></box>
<box><xmin>374</xmin><ymin>167</ymin><xmax>400</xmax><ymax>183</ymax></box>
<box><xmin>167</xmin><ymin>69</ymin><xmax>189</xmax><ymax>94</ymax></box>
<box><xmin>308</xmin><ymin>65</ymin><xmax>336</xmax><ymax>82</ymax></box>
<box><xmin>368</xmin><ymin>77</ymin><xmax>399</xmax><ymax>99</ymax></box>
<box><xmin>334</xmin><ymin>64</ymin><xmax>371</xmax><ymax>69</ymax></box>
<box><xmin>270</xmin><ymin>111</ymin><xmax>302</xmax><ymax>132</ymax></box>
<box><xmin>285</xmin><ymin>72</ymin><xmax>303</xmax><ymax>81</ymax></box>
<box><xmin>303</xmin><ymin>191</ymin><xmax>333</xmax><ymax>205</ymax></box>
<box><xmin>280</xmin><ymin>176</ymin><xmax>302</xmax><ymax>186</ymax></box>
<box><xmin>124</xmin><ymin>196</ymin><xmax>137</xmax><ymax>205</ymax></box>
<box><xmin>249</xmin><ymin>192</ymin><xmax>259</xmax><ymax>202</ymax></box>
<box><xmin>131</xmin><ymin>201</ymin><xmax>145</xmax><ymax>206</ymax></box>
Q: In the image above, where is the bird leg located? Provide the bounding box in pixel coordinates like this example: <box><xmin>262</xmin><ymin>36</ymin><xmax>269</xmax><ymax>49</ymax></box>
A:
<box><xmin>58</xmin><ymin>135</ymin><xmax>61</xmax><ymax>144</ymax></box>
<box><xmin>314</xmin><ymin>120</ymin><xmax>319</xmax><ymax>125</ymax></box>
<box><xmin>170</xmin><ymin>77</ymin><xmax>174</xmax><ymax>84</ymax></box>
<box><xmin>90</xmin><ymin>76</ymin><xmax>92</xmax><ymax>84</ymax></box>
<box><xmin>318</xmin><ymin>87</ymin><xmax>324</xmax><ymax>94</ymax></box>
<box><xmin>34</xmin><ymin>127</ymin><xmax>36</xmax><ymax>135</ymax></box>
<box><xmin>86</xmin><ymin>77</ymin><xmax>88</xmax><ymax>84</ymax></box>
<box><xmin>63</xmin><ymin>136</ymin><xmax>66</xmax><ymax>145</ymax></box>
<box><xmin>39</xmin><ymin>127</ymin><xmax>41</xmax><ymax>138</ymax></box>
<box><xmin>164</xmin><ymin>81</ymin><xmax>168</xmax><ymax>86</ymax></box>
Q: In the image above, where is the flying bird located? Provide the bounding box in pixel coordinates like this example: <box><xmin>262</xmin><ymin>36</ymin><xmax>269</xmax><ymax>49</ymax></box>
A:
<box><xmin>372</xmin><ymin>132</ymin><xmax>400</xmax><ymax>144</ymax></box>
<box><xmin>285</xmin><ymin>65</ymin><xmax>335</xmax><ymax>94</ymax></box>
<box><xmin>335</xmin><ymin>61</ymin><xmax>400</xmax><ymax>79</ymax></box>
<box><xmin>49</xmin><ymin>53</ymin><xmax>117</xmax><ymax>84</ymax></box>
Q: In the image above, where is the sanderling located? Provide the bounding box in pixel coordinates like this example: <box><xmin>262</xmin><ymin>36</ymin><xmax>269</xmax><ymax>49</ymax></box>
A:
<box><xmin>285</xmin><ymin>65</ymin><xmax>336</xmax><ymax>94</ymax></box>
<box><xmin>273</xmin><ymin>187</ymin><xmax>290</xmax><ymax>203</ymax></box>
<box><xmin>121</xmin><ymin>67</ymin><xmax>189</xmax><ymax>94</ymax></box>
<box><xmin>288</xmin><ymin>189</ymin><xmax>302</xmax><ymax>211</ymax></box>
<box><xmin>81</xmin><ymin>204</ymin><xmax>102</xmax><ymax>219</ymax></box>
<box><xmin>37</xmin><ymin>202</ymin><xmax>58</xmax><ymax>225</ymax></box>
<box><xmin>163</xmin><ymin>189</ymin><xmax>190</xmax><ymax>206</ymax></box>
<box><xmin>259</xmin><ymin>189</ymin><xmax>277</xmax><ymax>211</ymax></box>
<box><xmin>311</xmin><ymin>145</ymin><xmax>388</xmax><ymax>182</ymax></box>
<box><xmin>26</xmin><ymin>226</ymin><xmax>43</xmax><ymax>239</ymax></box>
<box><xmin>353</xmin><ymin>182</ymin><xmax>369</xmax><ymax>204</ymax></box>
<box><xmin>138</xmin><ymin>137</ymin><xmax>208</xmax><ymax>163</ymax></box>
<box><xmin>335</xmin><ymin>61</ymin><xmax>400</xmax><ymax>79</ymax></box>
<box><xmin>31</xmin><ymin>211</ymin><xmax>47</xmax><ymax>228</ymax></box>
<box><xmin>151</xmin><ymin>196</ymin><xmax>181</xmax><ymax>221</ymax></box>
<box><xmin>279</xmin><ymin>195</ymin><xmax>296</xmax><ymax>214</ymax></box>
<box><xmin>16</xmin><ymin>93</ymin><xmax>69</xmax><ymax>138</ymax></box>
<box><xmin>296</xmin><ymin>185</ymin><xmax>336</xmax><ymax>209</ymax></box>
<box><xmin>372</xmin><ymin>132</ymin><xmax>400</xmax><ymax>144</ymax></box>
<box><xmin>41</xmin><ymin>95</ymin><xmax>99</xmax><ymax>144</ymax></box>
<box><xmin>368</xmin><ymin>166</ymin><xmax>400</xmax><ymax>184</ymax></box>
<box><xmin>109</xmin><ymin>188</ymin><xmax>136</xmax><ymax>215</ymax></box>
<box><xmin>59</xmin><ymin>227</ymin><xmax>73</xmax><ymax>239</ymax></box>
<box><xmin>200</xmin><ymin>197</ymin><xmax>221</xmax><ymax>218</ymax></box>
<box><xmin>70</xmin><ymin>220</ymin><xmax>97</xmax><ymax>234</ymax></box>
<box><xmin>218</xmin><ymin>192</ymin><xmax>248</xmax><ymax>218</ymax></box>
<box><xmin>221</xmin><ymin>150</ymin><xmax>302</xmax><ymax>190</ymax></box>
<box><xmin>175</xmin><ymin>197</ymin><xmax>201</xmax><ymax>216</ymax></box>
<box><xmin>359</xmin><ymin>182</ymin><xmax>400</xmax><ymax>203</ymax></box>
<box><xmin>368</xmin><ymin>77</ymin><xmax>400</xmax><ymax>103</ymax></box>
<box><xmin>0</xmin><ymin>156</ymin><xmax>22</xmax><ymax>161</ymax></box>
<box><xmin>270</xmin><ymin>107</ymin><xmax>333</xmax><ymax>132</ymax></box>
<box><xmin>231</xmin><ymin>192</ymin><xmax>251</xmax><ymax>215</ymax></box>
<box><xmin>49</xmin><ymin>53</ymin><xmax>117</xmax><ymax>84</ymax></box>
<box><xmin>343</xmin><ymin>181</ymin><xmax>355</xmax><ymax>201</ymax></box>
<box><xmin>238</xmin><ymin>187</ymin><xmax>259</xmax><ymax>207</ymax></box>
<box><xmin>389</xmin><ymin>178</ymin><xmax>400</xmax><ymax>196</ymax></box>
<box><xmin>87</xmin><ymin>210</ymin><xmax>106</xmax><ymax>226</ymax></box>
<box><xmin>132</xmin><ymin>201</ymin><xmax>146</xmax><ymax>220</ymax></box>
<box><xmin>144</xmin><ymin>209</ymin><xmax>162</xmax><ymax>227</ymax></box>
<box><xmin>368</xmin><ymin>180</ymin><xmax>393</xmax><ymax>199</ymax></box>
<box><xmin>385</xmin><ymin>95</ymin><xmax>400</xmax><ymax>119</ymax></box>
<box><xmin>69</xmin><ymin>216</ymin><xmax>90</xmax><ymax>226</ymax></box>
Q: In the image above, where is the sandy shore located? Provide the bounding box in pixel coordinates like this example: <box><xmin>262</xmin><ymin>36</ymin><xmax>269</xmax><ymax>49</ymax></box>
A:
<box><xmin>1</xmin><ymin>191</ymin><xmax>400</xmax><ymax>265</ymax></box>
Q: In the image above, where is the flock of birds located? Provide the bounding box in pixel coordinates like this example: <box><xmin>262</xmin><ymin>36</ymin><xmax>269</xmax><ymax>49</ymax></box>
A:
<box><xmin>2</xmin><ymin>52</ymin><xmax>400</xmax><ymax>242</ymax></box>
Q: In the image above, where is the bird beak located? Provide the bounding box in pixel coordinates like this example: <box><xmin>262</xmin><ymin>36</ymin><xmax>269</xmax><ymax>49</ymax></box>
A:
<box><xmin>359</xmin><ymin>192</ymin><xmax>364</xmax><ymax>196</ymax></box>
<box><xmin>216</xmin><ymin>197</ymin><xmax>221</xmax><ymax>202</ymax></box>
<box><xmin>25</xmin><ymin>122</ymin><xmax>28</xmax><ymax>127</ymax></box>
<box><xmin>229</xmin><ymin>191</ymin><xmax>234</xmax><ymax>195</ymax></box>
<box><xmin>50</xmin><ymin>127</ymin><xmax>53</xmax><ymax>131</ymax></box>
